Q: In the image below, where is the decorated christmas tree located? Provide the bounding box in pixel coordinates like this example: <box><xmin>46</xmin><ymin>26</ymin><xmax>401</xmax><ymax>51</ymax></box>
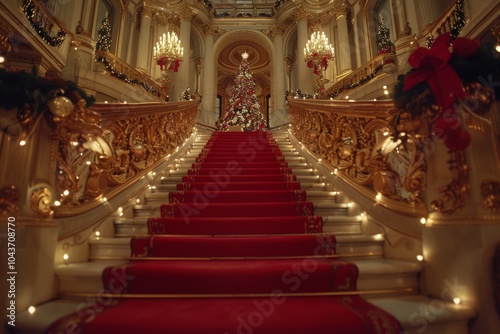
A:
<box><xmin>95</xmin><ymin>12</ymin><xmax>112</xmax><ymax>52</ymax></box>
<box><xmin>376</xmin><ymin>16</ymin><xmax>394</xmax><ymax>54</ymax></box>
<box><xmin>219</xmin><ymin>52</ymin><xmax>266</xmax><ymax>132</ymax></box>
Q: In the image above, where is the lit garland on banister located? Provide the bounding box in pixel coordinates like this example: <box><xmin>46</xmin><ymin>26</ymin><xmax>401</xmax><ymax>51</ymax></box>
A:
<box><xmin>95</xmin><ymin>57</ymin><xmax>161</xmax><ymax>97</ymax></box>
<box><xmin>22</xmin><ymin>0</ymin><xmax>66</xmax><ymax>47</ymax></box>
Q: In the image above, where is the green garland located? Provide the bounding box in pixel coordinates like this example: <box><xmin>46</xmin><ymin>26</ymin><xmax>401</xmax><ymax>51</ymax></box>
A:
<box><xmin>0</xmin><ymin>68</ymin><xmax>95</xmax><ymax>114</ymax></box>
<box><xmin>22</xmin><ymin>0</ymin><xmax>66</xmax><ymax>47</ymax></box>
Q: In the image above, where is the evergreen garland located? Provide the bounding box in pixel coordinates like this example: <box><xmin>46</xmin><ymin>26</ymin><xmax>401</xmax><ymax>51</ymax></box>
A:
<box><xmin>22</xmin><ymin>0</ymin><xmax>66</xmax><ymax>47</ymax></box>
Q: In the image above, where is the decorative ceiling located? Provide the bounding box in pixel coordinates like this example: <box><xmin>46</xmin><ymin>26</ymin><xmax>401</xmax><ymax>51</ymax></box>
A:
<box><xmin>217</xmin><ymin>37</ymin><xmax>272</xmax><ymax>92</ymax></box>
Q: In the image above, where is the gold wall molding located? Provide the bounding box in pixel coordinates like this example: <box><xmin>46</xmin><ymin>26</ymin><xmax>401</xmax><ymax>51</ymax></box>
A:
<box><xmin>481</xmin><ymin>179</ymin><xmax>500</xmax><ymax>211</ymax></box>
<box><xmin>0</xmin><ymin>185</ymin><xmax>18</xmax><ymax>216</ymax></box>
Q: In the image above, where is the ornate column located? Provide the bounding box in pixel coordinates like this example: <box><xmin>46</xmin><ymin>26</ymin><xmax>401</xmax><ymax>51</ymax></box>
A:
<box><xmin>194</xmin><ymin>57</ymin><xmax>202</xmax><ymax>94</ymax></box>
<box><xmin>136</xmin><ymin>3</ymin><xmax>154</xmax><ymax>73</ymax></box>
<box><xmin>285</xmin><ymin>57</ymin><xmax>294</xmax><ymax>92</ymax></box>
<box><xmin>405</xmin><ymin>0</ymin><xmax>440</xmax><ymax>34</ymax></box>
<box><xmin>334</xmin><ymin>2</ymin><xmax>352</xmax><ymax>75</ymax></box>
<box><xmin>175</xmin><ymin>4</ymin><xmax>194</xmax><ymax>100</ymax></box>
<box><xmin>294</xmin><ymin>7</ymin><xmax>313</xmax><ymax>95</ymax></box>
<box><xmin>268</xmin><ymin>25</ymin><xmax>286</xmax><ymax>127</ymax></box>
<box><xmin>201</xmin><ymin>25</ymin><xmax>218</xmax><ymax>126</ymax></box>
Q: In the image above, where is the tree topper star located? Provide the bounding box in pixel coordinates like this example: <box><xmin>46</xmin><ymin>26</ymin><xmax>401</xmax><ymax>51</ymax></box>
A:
<box><xmin>241</xmin><ymin>52</ymin><xmax>249</xmax><ymax>59</ymax></box>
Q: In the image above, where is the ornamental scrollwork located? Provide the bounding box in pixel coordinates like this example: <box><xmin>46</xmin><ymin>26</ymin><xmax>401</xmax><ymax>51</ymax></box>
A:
<box><xmin>54</xmin><ymin>102</ymin><xmax>197</xmax><ymax>208</ymax></box>
<box><xmin>288</xmin><ymin>100</ymin><xmax>427</xmax><ymax>207</ymax></box>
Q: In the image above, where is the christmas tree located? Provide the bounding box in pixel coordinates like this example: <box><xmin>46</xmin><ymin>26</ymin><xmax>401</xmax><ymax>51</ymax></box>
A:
<box><xmin>96</xmin><ymin>12</ymin><xmax>112</xmax><ymax>52</ymax></box>
<box><xmin>219</xmin><ymin>52</ymin><xmax>266</xmax><ymax>132</ymax></box>
<box><xmin>376</xmin><ymin>16</ymin><xmax>394</xmax><ymax>53</ymax></box>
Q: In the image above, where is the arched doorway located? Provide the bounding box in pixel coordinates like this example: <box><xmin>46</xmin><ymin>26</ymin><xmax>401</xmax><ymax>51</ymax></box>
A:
<box><xmin>214</xmin><ymin>30</ymin><xmax>273</xmax><ymax>128</ymax></box>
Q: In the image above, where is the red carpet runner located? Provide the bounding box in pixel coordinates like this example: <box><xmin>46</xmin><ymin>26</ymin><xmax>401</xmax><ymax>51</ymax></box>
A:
<box><xmin>48</xmin><ymin>131</ymin><xmax>402</xmax><ymax>334</ymax></box>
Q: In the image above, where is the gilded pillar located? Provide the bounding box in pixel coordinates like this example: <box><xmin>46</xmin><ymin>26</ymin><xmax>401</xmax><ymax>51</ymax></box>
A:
<box><xmin>201</xmin><ymin>25</ymin><xmax>218</xmax><ymax>126</ymax></box>
<box><xmin>175</xmin><ymin>4</ymin><xmax>194</xmax><ymax>101</ymax></box>
<box><xmin>334</xmin><ymin>2</ymin><xmax>352</xmax><ymax>75</ymax></box>
<box><xmin>135</xmin><ymin>3</ymin><xmax>154</xmax><ymax>73</ymax></box>
<box><xmin>294</xmin><ymin>7</ymin><xmax>313</xmax><ymax>95</ymax></box>
<box><xmin>267</xmin><ymin>25</ymin><xmax>286</xmax><ymax>127</ymax></box>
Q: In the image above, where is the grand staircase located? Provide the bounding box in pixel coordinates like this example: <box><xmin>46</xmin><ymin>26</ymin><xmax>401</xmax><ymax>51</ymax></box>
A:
<box><xmin>14</xmin><ymin>129</ymin><xmax>474</xmax><ymax>334</ymax></box>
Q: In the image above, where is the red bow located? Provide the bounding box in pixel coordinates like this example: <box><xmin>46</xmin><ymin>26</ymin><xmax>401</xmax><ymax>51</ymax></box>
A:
<box><xmin>169</xmin><ymin>59</ymin><xmax>180</xmax><ymax>72</ymax></box>
<box><xmin>404</xmin><ymin>33</ymin><xmax>466</xmax><ymax>109</ymax></box>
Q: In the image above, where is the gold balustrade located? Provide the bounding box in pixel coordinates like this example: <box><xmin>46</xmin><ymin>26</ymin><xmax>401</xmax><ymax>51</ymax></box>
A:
<box><xmin>287</xmin><ymin>98</ymin><xmax>426</xmax><ymax>217</ymax></box>
<box><xmin>94</xmin><ymin>51</ymin><xmax>162</xmax><ymax>98</ymax></box>
<box><xmin>53</xmin><ymin>99</ymin><xmax>198</xmax><ymax>216</ymax></box>
<box><xmin>324</xmin><ymin>53</ymin><xmax>396</xmax><ymax>98</ymax></box>
<box><xmin>420</xmin><ymin>0</ymin><xmax>462</xmax><ymax>43</ymax></box>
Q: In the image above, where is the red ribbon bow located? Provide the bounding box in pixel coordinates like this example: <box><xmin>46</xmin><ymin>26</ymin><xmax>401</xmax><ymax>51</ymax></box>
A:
<box><xmin>404</xmin><ymin>33</ymin><xmax>466</xmax><ymax>109</ymax></box>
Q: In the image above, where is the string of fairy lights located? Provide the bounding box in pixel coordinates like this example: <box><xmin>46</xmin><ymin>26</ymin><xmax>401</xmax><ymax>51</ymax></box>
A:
<box><xmin>22</xmin><ymin>0</ymin><xmax>66</xmax><ymax>47</ymax></box>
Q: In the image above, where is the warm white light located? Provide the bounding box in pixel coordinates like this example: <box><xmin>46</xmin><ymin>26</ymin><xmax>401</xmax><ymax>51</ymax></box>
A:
<box><xmin>86</xmin><ymin>161</ymin><xmax>91</xmax><ymax>165</ymax></box>
<box><xmin>360</xmin><ymin>212</ymin><xmax>366</xmax><ymax>217</ymax></box>
<box><xmin>383</xmin><ymin>131</ymin><xmax>389</xmax><ymax>136</ymax></box>
<box><xmin>416</xmin><ymin>255</ymin><xmax>424</xmax><ymax>261</ymax></box>
<box><xmin>383</xmin><ymin>85</ymin><xmax>387</xmax><ymax>89</ymax></box>
<box><xmin>54</xmin><ymin>200</ymin><xmax>61</xmax><ymax>207</ymax></box>
<box><xmin>453</xmin><ymin>298</ymin><xmax>461</xmax><ymax>305</ymax></box>
<box><xmin>375</xmin><ymin>234</ymin><xmax>383</xmax><ymax>240</ymax></box>
<box><xmin>347</xmin><ymin>202</ymin><xmax>353</xmax><ymax>208</ymax></box>
<box><xmin>420</xmin><ymin>217</ymin><xmax>427</xmax><ymax>225</ymax></box>
<box><xmin>19</xmin><ymin>140</ymin><xmax>26</xmax><ymax>146</ymax></box>
<box><xmin>154</xmin><ymin>31</ymin><xmax>184</xmax><ymax>61</ymax></box>
<box><xmin>104</xmin><ymin>101</ymin><xmax>108</xmax><ymax>104</ymax></box>
<box><xmin>72</xmin><ymin>141</ymin><xmax>79</xmax><ymax>146</ymax></box>
<box><xmin>63</xmin><ymin>253</ymin><xmax>69</xmax><ymax>260</ymax></box>
<box><xmin>375</xmin><ymin>193</ymin><xmax>382</xmax><ymax>201</ymax></box>
<box><xmin>28</xmin><ymin>306</ymin><xmax>36</xmax><ymax>314</ymax></box>
<box><xmin>95</xmin><ymin>230</ymin><xmax>101</xmax><ymax>237</ymax></box>
<box><xmin>318</xmin><ymin>158</ymin><xmax>322</xmax><ymax>163</ymax></box>
<box><xmin>0</xmin><ymin>56</ymin><xmax>5</xmax><ymax>63</ymax></box>
<box><xmin>136</xmin><ymin>198</ymin><xmax>140</xmax><ymax>203</ymax></box>
<box><xmin>384</xmin><ymin>90</ymin><xmax>389</xmax><ymax>95</ymax></box>
<box><xmin>102</xmin><ymin>197</ymin><xmax>107</xmax><ymax>202</ymax></box>
<box><xmin>304</xmin><ymin>31</ymin><xmax>335</xmax><ymax>61</ymax></box>
<box><xmin>495</xmin><ymin>42</ymin><xmax>500</xmax><ymax>53</ymax></box>
<box><xmin>344</xmin><ymin>96</ymin><xmax>349</xmax><ymax>99</ymax></box>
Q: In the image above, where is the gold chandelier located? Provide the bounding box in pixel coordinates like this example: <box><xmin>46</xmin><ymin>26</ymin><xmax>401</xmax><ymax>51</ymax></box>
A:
<box><xmin>153</xmin><ymin>32</ymin><xmax>184</xmax><ymax>97</ymax></box>
<box><xmin>304</xmin><ymin>31</ymin><xmax>335</xmax><ymax>94</ymax></box>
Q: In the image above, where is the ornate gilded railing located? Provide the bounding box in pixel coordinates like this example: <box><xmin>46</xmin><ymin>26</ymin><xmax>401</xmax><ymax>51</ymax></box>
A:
<box><xmin>21</xmin><ymin>0</ymin><xmax>67</xmax><ymax>47</ymax></box>
<box><xmin>53</xmin><ymin>100</ymin><xmax>198</xmax><ymax>216</ymax></box>
<box><xmin>287</xmin><ymin>98</ymin><xmax>426</xmax><ymax>217</ymax></box>
<box><xmin>324</xmin><ymin>53</ymin><xmax>396</xmax><ymax>98</ymax></box>
<box><xmin>94</xmin><ymin>51</ymin><xmax>162</xmax><ymax>98</ymax></box>
<box><xmin>419</xmin><ymin>0</ymin><xmax>464</xmax><ymax>47</ymax></box>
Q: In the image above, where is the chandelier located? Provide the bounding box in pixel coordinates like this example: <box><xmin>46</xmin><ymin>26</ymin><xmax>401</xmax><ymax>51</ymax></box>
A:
<box><xmin>153</xmin><ymin>32</ymin><xmax>184</xmax><ymax>98</ymax></box>
<box><xmin>304</xmin><ymin>31</ymin><xmax>335</xmax><ymax>94</ymax></box>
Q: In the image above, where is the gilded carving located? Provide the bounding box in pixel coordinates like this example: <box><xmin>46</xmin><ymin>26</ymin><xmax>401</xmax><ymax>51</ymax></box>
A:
<box><xmin>54</xmin><ymin>103</ymin><xmax>197</xmax><ymax>207</ymax></box>
<box><xmin>430</xmin><ymin>150</ymin><xmax>469</xmax><ymax>214</ymax></box>
<box><xmin>288</xmin><ymin>100</ymin><xmax>427</xmax><ymax>207</ymax></box>
<box><xmin>481</xmin><ymin>179</ymin><xmax>500</xmax><ymax>211</ymax></box>
<box><xmin>293</xmin><ymin>6</ymin><xmax>310</xmax><ymax>21</ymax></box>
<box><xmin>0</xmin><ymin>20</ymin><xmax>13</xmax><ymax>55</ymax></box>
<box><xmin>178</xmin><ymin>4</ymin><xmax>195</xmax><ymax>21</ymax></box>
<box><xmin>30</xmin><ymin>187</ymin><xmax>53</xmax><ymax>217</ymax></box>
<box><xmin>204</xmin><ymin>25</ymin><xmax>220</xmax><ymax>36</ymax></box>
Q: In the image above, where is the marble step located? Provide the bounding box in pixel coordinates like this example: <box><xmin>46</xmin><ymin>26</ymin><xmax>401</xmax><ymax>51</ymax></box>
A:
<box><xmin>89</xmin><ymin>233</ymin><xmax>385</xmax><ymax>261</ymax></box>
<box><xmin>13</xmin><ymin>295</ymin><xmax>474</xmax><ymax>334</ymax></box>
<box><xmin>114</xmin><ymin>212</ymin><xmax>362</xmax><ymax>237</ymax></box>
<box><xmin>54</xmin><ymin>258</ymin><xmax>422</xmax><ymax>296</ymax></box>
